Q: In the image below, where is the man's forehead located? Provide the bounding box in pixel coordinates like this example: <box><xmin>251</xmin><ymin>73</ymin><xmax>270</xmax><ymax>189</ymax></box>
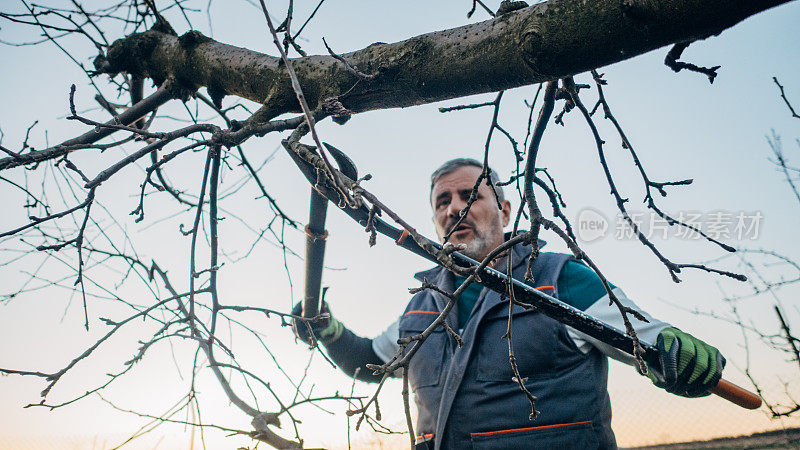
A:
<box><xmin>431</xmin><ymin>166</ymin><xmax>483</xmax><ymax>195</ymax></box>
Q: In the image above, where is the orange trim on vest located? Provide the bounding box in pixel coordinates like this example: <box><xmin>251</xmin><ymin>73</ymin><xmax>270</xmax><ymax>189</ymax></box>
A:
<box><xmin>415</xmin><ymin>433</ymin><xmax>434</xmax><ymax>442</ymax></box>
<box><xmin>470</xmin><ymin>420</ymin><xmax>592</xmax><ymax>438</ymax></box>
<box><xmin>535</xmin><ymin>285</ymin><xmax>555</xmax><ymax>291</ymax></box>
<box><xmin>404</xmin><ymin>310</ymin><xmax>440</xmax><ymax>316</ymax></box>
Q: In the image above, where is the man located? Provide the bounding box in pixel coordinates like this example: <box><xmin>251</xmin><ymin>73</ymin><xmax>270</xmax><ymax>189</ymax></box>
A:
<box><xmin>292</xmin><ymin>159</ymin><xmax>725</xmax><ymax>449</ymax></box>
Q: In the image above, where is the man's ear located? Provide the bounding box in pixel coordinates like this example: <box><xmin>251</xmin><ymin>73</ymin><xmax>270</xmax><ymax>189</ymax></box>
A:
<box><xmin>500</xmin><ymin>200</ymin><xmax>511</xmax><ymax>227</ymax></box>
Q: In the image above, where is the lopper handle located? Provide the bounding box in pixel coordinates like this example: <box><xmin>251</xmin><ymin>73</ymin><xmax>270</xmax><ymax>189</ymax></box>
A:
<box><xmin>711</xmin><ymin>379</ymin><xmax>762</xmax><ymax>409</ymax></box>
<box><xmin>302</xmin><ymin>190</ymin><xmax>329</xmax><ymax>319</ymax></box>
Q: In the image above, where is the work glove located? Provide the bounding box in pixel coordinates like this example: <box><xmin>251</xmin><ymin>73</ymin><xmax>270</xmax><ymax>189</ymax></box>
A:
<box><xmin>290</xmin><ymin>301</ymin><xmax>344</xmax><ymax>345</ymax></box>
<box><xmin>647</xmin><ymin>327</ymin><xmax>726</xmax><ymax>398</ymax></box>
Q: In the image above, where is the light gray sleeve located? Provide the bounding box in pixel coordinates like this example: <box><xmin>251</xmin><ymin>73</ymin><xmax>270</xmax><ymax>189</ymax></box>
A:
<box><xmin>372</xmin><ymin>318</ymin><xmax>400</xmax><ymax>364</ymax></box>
<box><xmin>566</xmin><ymin>287</ymin><xmax>669</xmax><ymax>366</ymax></box>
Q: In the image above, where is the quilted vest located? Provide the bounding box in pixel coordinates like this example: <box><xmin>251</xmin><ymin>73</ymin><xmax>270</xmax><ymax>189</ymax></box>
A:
<box><xmin>399</xmin><ymin>241</ymin><xmax>616</xmax><ymax>449</ymax></box>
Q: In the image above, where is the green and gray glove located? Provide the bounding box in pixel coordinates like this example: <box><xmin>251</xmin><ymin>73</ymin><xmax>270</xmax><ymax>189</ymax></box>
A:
<box><xmin>290</xmin><ymin>301</ymin><xmax>344</xmax><ymax>345</ymax></box>
<box><xmin>647</xmin><ymin>327</ymin><xmax>726</xmax><ymax>398</ymax></box>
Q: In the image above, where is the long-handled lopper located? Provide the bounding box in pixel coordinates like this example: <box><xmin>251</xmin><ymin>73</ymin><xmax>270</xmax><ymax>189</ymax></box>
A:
<box><xmin>300</xmin><ymin>143</ymin><xmax>359</xmax><ymax>321</ymax></box>
<box><xmin>284</xmin><ymin>140</ymin><xmax>762</xmax><ymax>410</ymax></box>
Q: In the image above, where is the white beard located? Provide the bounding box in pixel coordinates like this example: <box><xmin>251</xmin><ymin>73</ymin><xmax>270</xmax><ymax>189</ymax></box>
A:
<box><xmin>456</xmin><ymin>212</ymin><xmax>503</xmax><ymax>261</ymax></box>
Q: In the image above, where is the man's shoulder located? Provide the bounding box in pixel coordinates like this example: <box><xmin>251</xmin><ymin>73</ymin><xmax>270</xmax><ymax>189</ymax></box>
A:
<box><xmin>413</xmin><ymin>265</ymin><xmax>443</xmax><ymax>283</ymax></box>
<box><xmin>405</xmin><ymin>266</ymin><xmax>447</xmax><ymax>317</ymax></box>
<box><xmin>400</xmin><ymin>291</ymin><xmax>441</xmax><ymax>320</ymax></box>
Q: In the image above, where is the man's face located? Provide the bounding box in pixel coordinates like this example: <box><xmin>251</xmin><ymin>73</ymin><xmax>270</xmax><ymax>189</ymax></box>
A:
<box><xmin>431</xmin><ymin>165</ymin><xmax>511</xmax><ymax>261</ymax></box>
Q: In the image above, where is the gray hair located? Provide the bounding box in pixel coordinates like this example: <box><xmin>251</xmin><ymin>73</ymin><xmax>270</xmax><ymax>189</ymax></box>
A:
<box><xmin>429</xmin><ymin>158</ymin><xmax>505</xmax><ymax>202</ymax></box>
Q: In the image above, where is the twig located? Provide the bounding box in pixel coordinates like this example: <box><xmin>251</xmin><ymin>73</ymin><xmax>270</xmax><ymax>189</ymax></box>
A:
<box><xmin>207</xmin><ymin>146</ymin><xmax>222</xmax><ymax>340</ymax></box>
<box><xmin>504</xmin><ymin>246</ymin><xmax>539</xmax><ymax>420</ymax></box>
<box><xmin>0</xmin><ymin>80</ymin><xmax>177</xmax><ymax>170</ymax></box>
<box><xmin>773</xmin><ymin>77</ymin><xmax>800</xmax><ymax>120</ymax></box>
<box><xmin>438</xmin><ymin>101</ymin><xmax>495</xmax><ymax>112</ymax></box>
<box><xmin>0</xmin><ymin>189</ymin><xmax>93</xmax><ymax>239</ymax></box>
<box><xmin>258</xmin><ymin>0</ymin><xmax>352</xmax><ymax>206</ymax></box>
<box><xmin>402</xmin><ymin>369</ymin><xmax>415</xmax><ymax>450</ymax></box>
<box><xmin>523</xmin><ymin>81</ymin><xmax>558</xmax><ymax>278</ymax></box>
<box><xmin>767</xmin><ymin>132</ymin><xmax>800</xmax><ymax>206</ymax></box>
<box><xmin>565</xmin><ymin>77</ymin><xmax>745</xmax><ymax>283</ymax></box>
<box><xmin>188</xmin><ymin>148</ymin><xmax>213</xmax><ymax>329</ymax></box>
<box><xmin>441</xmin><ymin>92</ymin><xmax>508</xmax><ymax>243</ymax></box>
<box><xmin>193</xmin><ymin>92</ymin><xmax>299</xmax><ymax>229</ymax></box>
<box><xmin>291</xmin><ymin>0</ymin><xmax>326</xmax><ymax>40</ymax></box>
<box><xmin>590</xmin><ymin>70</ymin><xmax>735</xmax><ymax>253</ymax></box>
<box><xmin>467</xmin><ymin>0</ymin><xmax>496</xmax><ymax>18</ymax></box>
<box><xmin>322</xmin><ymin>37</ymin><xmax>376</xmax><ymax>80</ymax></box>
<box><xmin>664</xmin><ymin>41</ymin><xmax>720</xmax><ymax>84</ymax></box>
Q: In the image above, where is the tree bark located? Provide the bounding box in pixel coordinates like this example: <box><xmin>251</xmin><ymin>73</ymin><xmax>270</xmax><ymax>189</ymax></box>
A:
<box><xmin>96</xmin><ymin>0</ymin><xmax>790</xmax><ymax>118</ymax></box>
<box><xmin>0</xmin><ymin>0</ymin><xmax>792</xmax><ymax>172</ymax></box>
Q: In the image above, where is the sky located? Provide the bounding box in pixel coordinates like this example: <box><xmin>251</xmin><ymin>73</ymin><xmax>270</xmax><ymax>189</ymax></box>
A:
<box><xmin>1</xmin><ymin>0</ymin><xmax>800</xmax><ymax>448</ymax></box>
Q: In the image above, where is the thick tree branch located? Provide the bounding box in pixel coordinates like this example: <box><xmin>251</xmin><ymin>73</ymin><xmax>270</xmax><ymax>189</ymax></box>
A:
<box><xmin>89</xmin><ymin>0</ymin><xmax>789</xmax><ymax>122</ymax></box>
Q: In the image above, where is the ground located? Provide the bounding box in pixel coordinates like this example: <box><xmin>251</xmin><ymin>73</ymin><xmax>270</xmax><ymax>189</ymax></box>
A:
<box><xmin>633</xmin><ymin>427</ymin><xmax>800</xmax><ymax>449</ymax></box>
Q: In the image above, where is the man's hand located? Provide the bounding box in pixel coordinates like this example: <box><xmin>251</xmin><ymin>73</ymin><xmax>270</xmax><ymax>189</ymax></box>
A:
<box><xmin>290</xmin><ymin>301</ymin><xmax>344</xmax><ymax>346</ymax></box>
<box><xmin>647</xmin><ymin>327</ymin><xmax>726</xmax><ymax>397</ymax></box>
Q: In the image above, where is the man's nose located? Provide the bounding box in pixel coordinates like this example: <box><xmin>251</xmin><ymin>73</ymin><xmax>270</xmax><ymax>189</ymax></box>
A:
<box><xmin>447</xmin><ymin>197</ymin><xmax>467</xmax><ymax>219</ymax></box>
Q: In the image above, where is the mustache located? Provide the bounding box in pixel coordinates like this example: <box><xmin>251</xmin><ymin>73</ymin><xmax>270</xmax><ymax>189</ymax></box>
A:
<box><xmin>445</xmin><ymin>219</ymin><xmax>475</xmax><ymax>233</ymax></box>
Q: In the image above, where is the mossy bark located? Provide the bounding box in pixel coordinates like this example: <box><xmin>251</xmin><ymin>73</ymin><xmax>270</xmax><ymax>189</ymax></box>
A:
<box><xmin>97</xmin><ymin>0</ymin><xmax>789</xmax><ymax>120</ymax></box>
<box><xmin>85</xmin><ymin>0</ymin><xmax>800</xmax><ymax>119</ymax></box>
